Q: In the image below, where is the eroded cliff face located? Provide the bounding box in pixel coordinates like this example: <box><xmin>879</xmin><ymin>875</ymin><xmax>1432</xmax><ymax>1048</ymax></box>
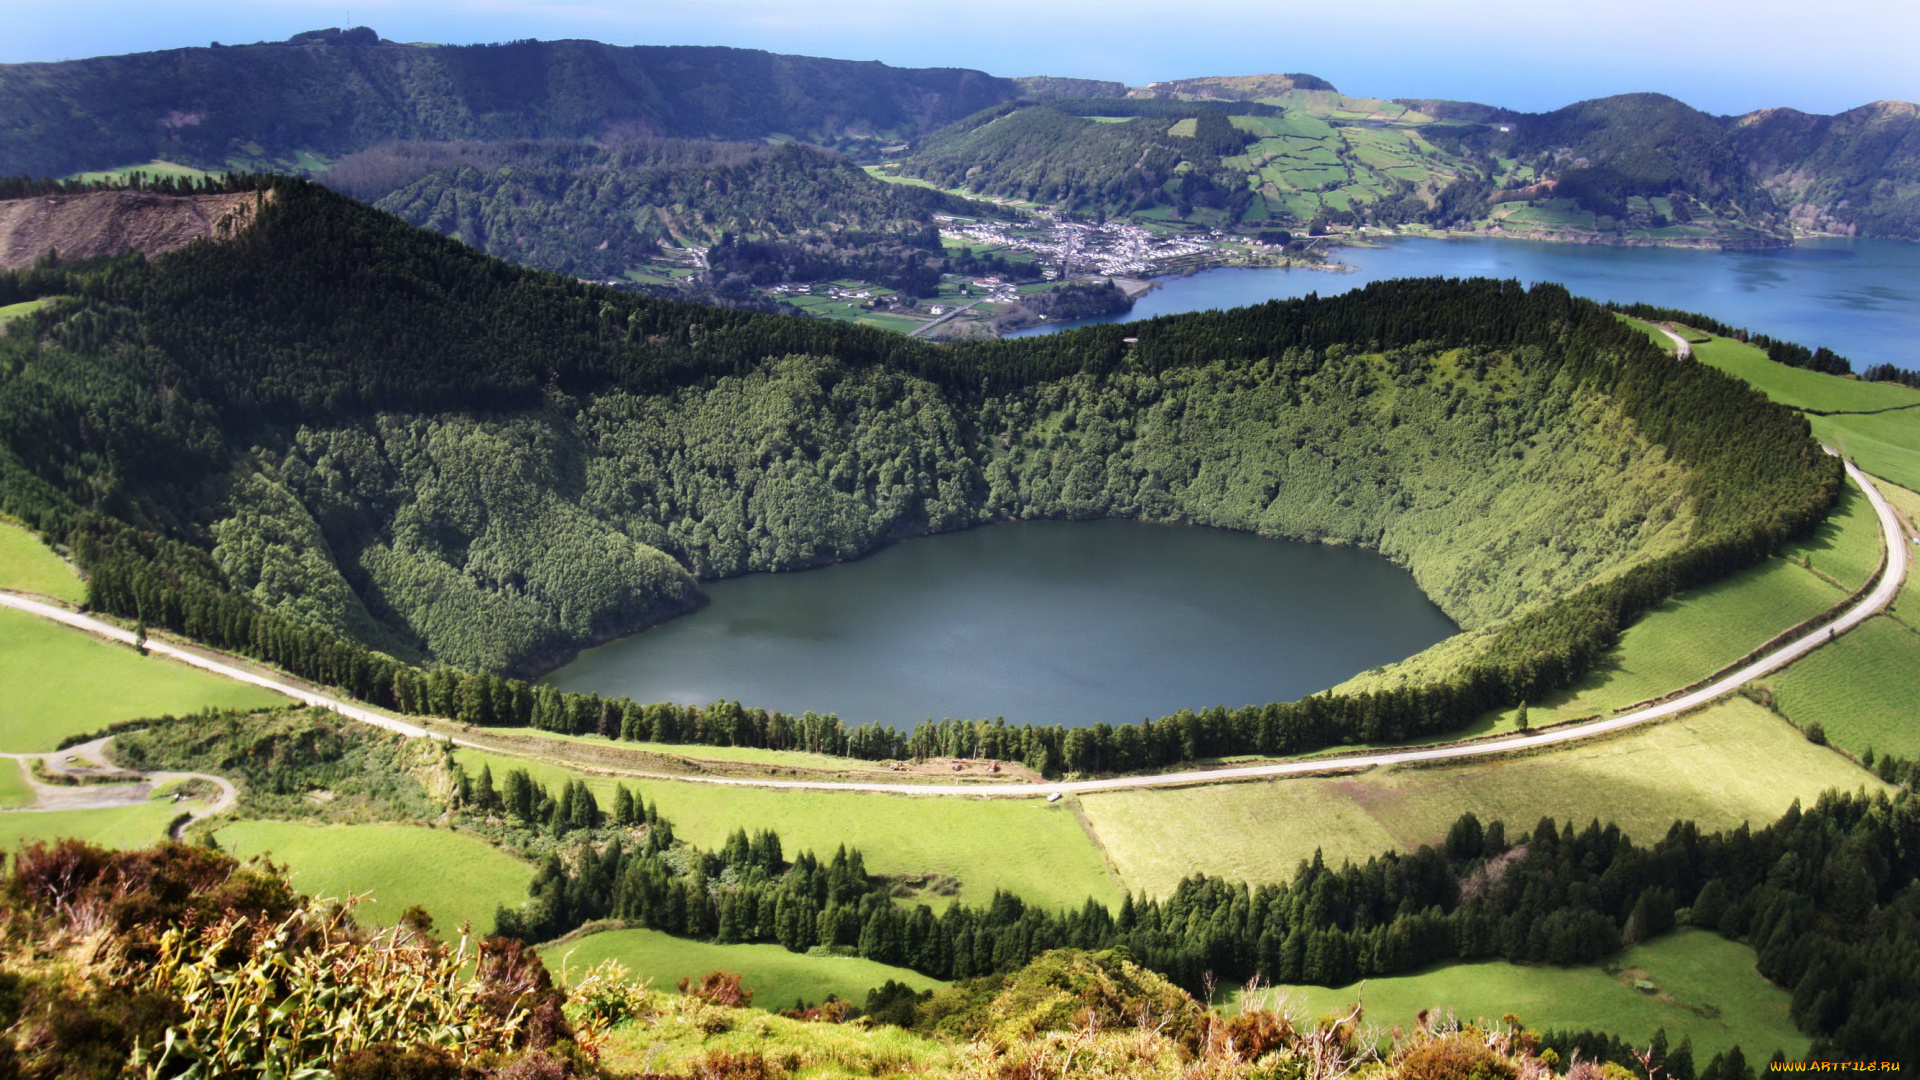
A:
<box><xmin>0</xmin><ymin>188</ymin><xmax>269</xmax><ymax>269</ymax></box>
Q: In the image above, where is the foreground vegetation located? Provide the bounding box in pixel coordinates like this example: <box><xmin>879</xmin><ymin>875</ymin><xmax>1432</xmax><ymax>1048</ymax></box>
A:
<box><xmin>0</xmin><ymin>840</ymin><xmax>1693</xmax><ymax>1080</ymax></box>
<box><xmin>7</xmin><ymin>775</ymin><xmax>1919</xmax><ymax>1078</ymax></box>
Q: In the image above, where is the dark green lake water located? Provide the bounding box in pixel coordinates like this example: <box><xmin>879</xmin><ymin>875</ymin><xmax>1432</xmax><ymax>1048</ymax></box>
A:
<box><xmin>548</xmin><ymin>521</ymin><xmax>1458</xmax><ymax>728</ymax></box>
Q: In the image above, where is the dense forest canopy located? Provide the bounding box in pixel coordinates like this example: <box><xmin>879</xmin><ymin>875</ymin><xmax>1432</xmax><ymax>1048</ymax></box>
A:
<box><xmin>318</xmin><ymin>137</ymin><xmax>1011</xmax><ymax>280</ymax></box>
<box><xmin>0</xmin><ymin>179</ymin><xmax>1836</xmax><ymax>757</ymax></box>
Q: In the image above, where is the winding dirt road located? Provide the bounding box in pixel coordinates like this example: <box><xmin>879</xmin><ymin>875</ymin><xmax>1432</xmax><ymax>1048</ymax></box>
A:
<box><xmin>0</xmin><ymin>462</ymin><xmax>1906</xmax><ymax>799</ymax></box>
<box><xmin>1656</xmin><ymin>325</ymin><xmax>1695</xmax><ymax>359</ymax></box>
<box><xmin>2</xmin><ymin>734</ymin><xmax>236</xmax><ymax>834</ymax></box>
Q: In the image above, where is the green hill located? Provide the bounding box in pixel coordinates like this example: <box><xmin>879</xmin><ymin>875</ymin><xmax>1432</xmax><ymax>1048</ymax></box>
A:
<box><xmin>0</xmin><ymin>178</ymin><xmax>1838</xmax><ymax>773</ymax></box>
<box><xmin>1733</xmin><ymin>100</ymin><xmax>1920</xmax><ymax>239</ymax></box>
<box><xmin>323</xmin><ymin>138</ymin><xmax>1011</xmax><ymax>282</ymax></box>
<box><xmin>0</xmin><ymin>31</ymin><xmax>1018</xmax><ymax>177</ymax></box>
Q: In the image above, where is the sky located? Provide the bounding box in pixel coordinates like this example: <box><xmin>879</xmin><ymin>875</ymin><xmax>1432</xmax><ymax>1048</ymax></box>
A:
<box><xmin>5</xmin><ymin>0</ymin><xmax>1916</xmax><ymax>117</ymax></box>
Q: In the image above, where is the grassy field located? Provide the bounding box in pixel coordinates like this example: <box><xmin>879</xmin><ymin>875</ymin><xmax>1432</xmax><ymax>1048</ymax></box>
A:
<box><xmin>0</xmin><ymin>759</ymin><xmax>30</xmax><ymax>809</ymax></box>
<box><xmin>1254</xmin><ymin>930</ymin><xmax>1803</xmax><ymax>1062</ymax></box>
<box><xmin>1693</xmin><ymin>335</ymin><xmax>1920</xmax><ymax>491</ymax></box>
<box><xmin>0</xmin><ymin>518</ymin><xmax>86</xmax><ymax>602</ymax></box>
<box><xmin>216</xmin><ymin>820</ymin><xmax>534</xmax><ymax>932</ymax></box>
<box><xmin>1516</xmin><ymin>555</ymin><xmax>1843</xmax><ymax>729</ymax></box>
<box><xmin>66</xmin><ymin>160</ymin><xmax>219</xmax><ymax>183</ymax></box>
<box><xmin>1079</xmin><ymin>698</ymin><xmax>1885</xmax><ymax>897</ymax></box>
<box><xmin>1813</xmin><ymin>411</ymin><xmax>1920</xmax><ymax>494</ymax></box>
<box><xmin>551</xmin><ymin>928</ymin><xmax>942</xmax><ymax>1012</ymax></box>
<box><xmin>0</xmin><ymin>606</ymin><xmax>287</xmax><ymax>752</ymax></box>
<box><xmin>1621</xmin><ymin>316</ymin><xmax>1679</xmax><ymax>354</ymax></box>
<box><xmin>0</xmin><ymin>298</ymin><xmax>59</xmax><ymax>327</ymax></box>
<box><xmin>1765</xmin><ymin>615</ymin><xmax>1920</xmax><ymax>758</ymax></box>
<box><xmin>0</xmin><ymin>797</ymin><xmax>184</xmax><ymax>852</ymax></box>
<box><xmin>453</xmin><ymin>749</ymin><xmax>1119</xmax><ymax>910</ymax></box>
<box><xmin>1695</xmin><ymin>337</ymin><xmax>1920</xmax><ymax>414</ymax></box>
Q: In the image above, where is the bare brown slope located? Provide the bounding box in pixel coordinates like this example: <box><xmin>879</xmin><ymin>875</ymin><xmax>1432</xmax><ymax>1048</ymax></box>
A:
<box><xmin>0</xmin><ymin>188</ymin><xmax>269</xmax><ymax>269</ymax></box>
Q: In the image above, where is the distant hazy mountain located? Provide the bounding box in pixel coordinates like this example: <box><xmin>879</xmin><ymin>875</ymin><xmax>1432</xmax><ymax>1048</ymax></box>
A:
<box><xmin>0</xmin><ymin>29</ymin><xmax>1017</xmax><ymax>176</ymax></box>
<box><xmin>4</xmin><ymin>30</ymin><xmax>1915</xmax><ymax>243</ymax></box>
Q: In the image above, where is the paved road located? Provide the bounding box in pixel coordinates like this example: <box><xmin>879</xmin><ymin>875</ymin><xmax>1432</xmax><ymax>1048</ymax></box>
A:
<box><xmin>0</xmin><ymin>462</ymin><xmax>1905</xmax><ymax>799</ymax></box>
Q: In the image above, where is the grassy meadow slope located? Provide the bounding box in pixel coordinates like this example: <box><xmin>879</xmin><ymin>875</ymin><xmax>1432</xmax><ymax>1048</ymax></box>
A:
<box><xmin>0</xmin><ymin>797</ymin><xmax>185</xmax><ymax>851</ymax></box>
<box><xmin>0</xmin><ymin>516</ymin><xmax>85</xmax><ymax>602</ymax></box>
<box><xmin>1078</xmin><ymin>697</ymin><xmax>1889</xmax><ymax>897</ymax></box>
<box><xmin>216</xmin><ymin>820</ymin><xmax>535</xmax><ymax>931</ymax></box>
<box><xmin>452</xmin><ymin>748</ymin><xmax>1119</xmax><ymax>911</ymax></box>
<box><xmin>1261</xmin><ymin>929</ymin><xmax>1805</xmax><ymax>1062</ymax></box>
<box><xmin>551</xmin><ymin>928</ymin><xmax>943</xmax><ymax>1012</ymax></box>
<box><xmin>0</xmin><ymin>606</ymin><xmax>286</xmax><ymax>752</ymax></box>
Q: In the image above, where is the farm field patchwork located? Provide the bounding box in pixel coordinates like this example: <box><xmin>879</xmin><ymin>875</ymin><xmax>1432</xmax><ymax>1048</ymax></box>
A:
<box><xmin>1078</xmin><ymin>697</ymin><xmax>1885</xmax><ymax>897</ymax></box>
<box><xmin>1259</xmin><ymin>929</ymin><xmax>1805</xmax><ymax>1062</ymax></box>
<box><xmin>216</xmin><ymin>820</ymin><xmax>535</xmax><ymax>932</ymax></box>
<box><xmin>0</xmin><ymin>797</ymin><xmax>186</xmax><ymax>852</ymax></box>
<box><xmin>0</xmin><ymin>518</ymin><xmax>86</xmax><ymax>602</ymax></box>
<box><xmin>550</xmin><ymin>928</ymin><xmax>942</xmax><ymax>1013</ymax></box>
<box><xmin>0</xmin><ymin>606</ymin><xmax>288</xmax><ymax>752</ymax></box>
<box><xmin>453</xmin><ymin>749</ymin><xmax>1120</xmax><ymax>910</ymax></box>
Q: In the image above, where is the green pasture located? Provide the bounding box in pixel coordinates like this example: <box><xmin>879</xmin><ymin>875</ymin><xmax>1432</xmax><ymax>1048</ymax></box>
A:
<box><xmin>1621</xmin><ymin>316</ymin><xmax>1680</xmax><ymax>354</ymax></box>
<box><xmin>1814</xmin><ymin>411</ymin><xmax>1920</xmax><ymax>493</ymax></box>
<box><xmin>0</xmin><ymin>759</ymin><xmax>30</xmax><ymax>809</ymax></box>
<box><xmin>1253</xmin><ymin>930</ymin><xmax>1802</xmax><ymax>1062</ymax></box>
<box><xmin>1696</xmin><ymin>336</ymin><xmax>1920</xmax><ymax>413</ymax></box>
<box><xmin>216</xmin><ymin>820</ymin><xmax>534</xmax><ymax>932</ymax></box>
<box><xmin>860</xmin><ymin>166</ymin><xmax>941</xmax><ymax>191</ymax></box>
<box><xmin>0</xmin><ymin>797</ymin><xmax>184</xmax><ymax>852</ymax></box>
<box><xmin>1695</xmin><ymin>333</ymin><xmax>1920</xmax><ymax>515</ymax></box>
<box><xmin>0</xmin><ymin>298</ymin><xmax>61</xmax><ymax>327</ymax></box>
<box><xmin>0</xmin><ymin>606</ymin><xmax>287</xmax><ymax>752</ymax></box>
<box><xmin>1765</xmin><ymin>615</ymin><xmax>1920</xmax><ymax>758</ymax></box>
<box><xmin>0</xmin><ymin>518</ymin><xmax>86</xmax><ymax>602</ymax></box>
<box><xmin>550</xmin><ymin>928</ymin><xmax>942</xmax><ymax>1012</ymax></box>
<box><xmin>1079</xmin><ymin>697</ymin><xmax>1885</xmax><ymax>897</ymax></box>
<box><xmin>1519</xmin><ymin>555</ymin><xmax>1841</xmax><ymax>728</ymax></box>
<box><xmin>453</xmin><ymin>749</ymin><xmax>1118</xmax><ymax>910</ymax></box>
<box><xmin>65</xmin><ymin>160</ymin><xmax>219</xmax><ymax>184</ymax></box>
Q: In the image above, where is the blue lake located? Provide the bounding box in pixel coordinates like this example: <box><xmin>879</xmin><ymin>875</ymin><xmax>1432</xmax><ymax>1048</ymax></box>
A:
<box><xmin>1011</xmin><ymin>235</ymin><xmax>1920</xmax><ymax>370</ymax></box>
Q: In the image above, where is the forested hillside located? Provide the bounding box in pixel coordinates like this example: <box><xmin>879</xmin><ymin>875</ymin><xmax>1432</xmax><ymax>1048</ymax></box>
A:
<box><xmin>0</xmin><ymin>179</ymin><xmax>1836</xmax><ymax>752</ymax></box>
<box><xmin>1732</xmin><ymin>100</ymin><xmax>1920</xmax><ymax>238</ymax></box>
<box><xmin>321</xmin><ymin>138</ymin><xmax>1009</xmax><ymax>280</ymax></box>
<box><xmin>0</xmin><ymin>31</ymin><xmax>1017</xmax><ymax>176</ymax></box>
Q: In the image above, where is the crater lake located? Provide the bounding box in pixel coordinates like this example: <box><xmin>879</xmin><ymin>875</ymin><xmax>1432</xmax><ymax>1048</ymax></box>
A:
<box><xmin>547</xmin><ymin>521</ymin><xmax>1458</xmax><ymax>728</ymax></box>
